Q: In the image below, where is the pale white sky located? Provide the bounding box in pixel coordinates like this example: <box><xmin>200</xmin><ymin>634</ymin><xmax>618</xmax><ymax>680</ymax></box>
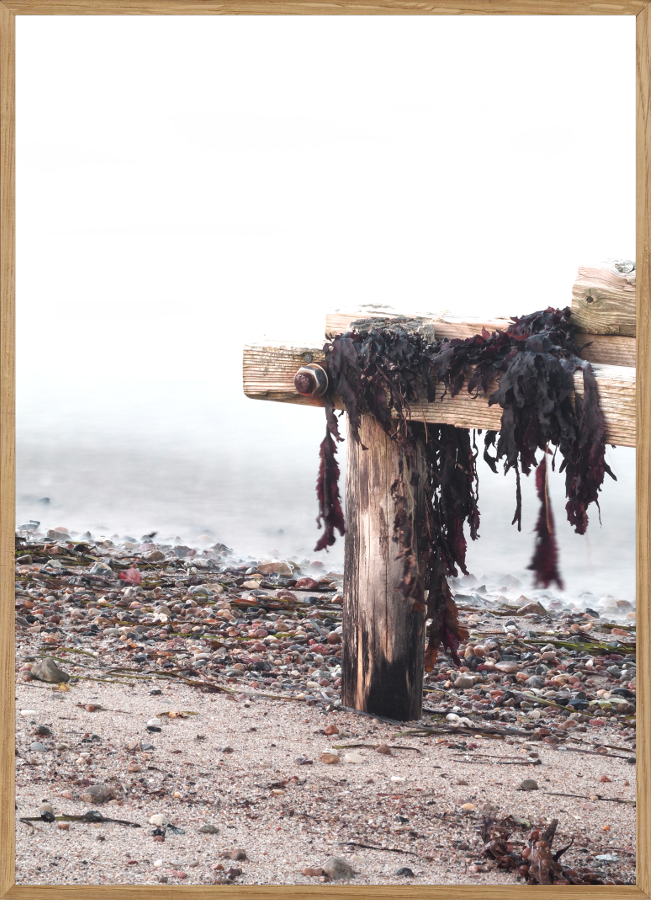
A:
<box><xmin>16</xmin><ymin>15</ymin><xmax>634</xmax><ymax>439</ymax></box>
<box><xmin>15</xmin><ymin>16</ymin><xmax>636</xmax><ymax>594</ymax></box>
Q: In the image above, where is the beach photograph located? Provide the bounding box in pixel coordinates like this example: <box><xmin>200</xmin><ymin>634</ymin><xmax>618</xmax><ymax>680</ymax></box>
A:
<box><xmin>13</xmin><ymin>15</ymin><xmax>636</xmax><ymax>887</ymax></box>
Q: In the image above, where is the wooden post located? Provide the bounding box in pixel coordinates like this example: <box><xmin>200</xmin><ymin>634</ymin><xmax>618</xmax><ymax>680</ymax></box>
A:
<box><xmin>341</xmin><ymin>414</ymin><xmax>426</xmax><ymax>721</ymax></box>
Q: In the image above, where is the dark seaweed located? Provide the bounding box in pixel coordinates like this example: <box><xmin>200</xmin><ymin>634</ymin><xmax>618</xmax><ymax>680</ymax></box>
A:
<box><xmin>528</xmin><ymin>454</ymin><xmax>563</xmax><ymax>591</ymax></box>
<box><xmin>314</xmin><ymin>398</ymin><xmax>346</xmax><ymax>552</ymax></box>
<box><xmin>480</xmin><ymin>817</ymin><xmax>620</xmax><ymax>885</ymax></box>
<box><xmin>314</xmin><ymin>307</ymin><xmax>614</xmax><ymax>664</ymax></box>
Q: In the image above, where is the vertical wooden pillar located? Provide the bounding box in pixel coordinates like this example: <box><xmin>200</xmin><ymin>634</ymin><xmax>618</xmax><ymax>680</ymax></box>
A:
<box><xmin>341</xmin><ymin>414</ymin><xmax>426</xmax><ymax>721</ymax></box>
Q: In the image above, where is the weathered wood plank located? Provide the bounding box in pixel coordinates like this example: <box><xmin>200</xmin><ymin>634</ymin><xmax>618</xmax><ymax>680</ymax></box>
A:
<box><xmin>570</xmin><ymin>263</ymin><xmax>636</xmax><ymax>336</ymax></box>
<box><xmin>2</xmin><ymin>0</ymin><xmax>646</xmax><ymax>14</ymax></box>
<box><xmin>325</xmin><ymin>306</ymin><xmax>636</xmax><ymax>368</ymax></box>
<box><xmin>325</xmin><ymin>307</ymin><xmax>512</xmax><ymax>342</ymax></box>
<box><xmin>243</xmin><ymin>342</ymin><xmax>636</xmax><ymax>447</ymax></box>
<box><xmin>637</xmin><ymin>10</ymin><xmax>651</xmax><ymax>893</ymax></box>
<box><xmin>342</xmin><ymin>414</ymin><xmax>425</xmax><ymax>721</ymax></box>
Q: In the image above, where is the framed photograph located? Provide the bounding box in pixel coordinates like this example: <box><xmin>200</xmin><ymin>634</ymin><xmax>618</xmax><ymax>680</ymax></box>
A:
<box><xmin>1</xmin><ymin>4</ymin><xmax>648</xmax><ymax>897</ymax></box>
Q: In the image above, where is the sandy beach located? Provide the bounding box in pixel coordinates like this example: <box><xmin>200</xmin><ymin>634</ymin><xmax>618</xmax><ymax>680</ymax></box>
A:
<box><xmin>14</xmin><ymin>526</ymin><xmax>636</xmax><ymax>886</ymax></box>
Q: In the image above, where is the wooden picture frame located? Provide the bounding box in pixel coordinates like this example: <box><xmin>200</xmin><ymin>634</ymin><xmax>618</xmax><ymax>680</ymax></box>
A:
<box><xmin>0</xmin><ymin>3</ymin><xmax>647</xmax><ymax>898</ymax></box>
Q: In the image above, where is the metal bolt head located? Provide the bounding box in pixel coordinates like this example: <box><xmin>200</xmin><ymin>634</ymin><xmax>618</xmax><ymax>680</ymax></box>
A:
<box><xmin>294</xmin><ymin>364</ymin><xmax>328</xmax><ymax>398</ymax></box>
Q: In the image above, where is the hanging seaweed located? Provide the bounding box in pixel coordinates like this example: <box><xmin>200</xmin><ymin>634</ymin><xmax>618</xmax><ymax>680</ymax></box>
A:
<box><xmin>313</xmin><ymin>306</ymin><xmax>615</xmax><ymax>665</ymax></box>
<box><xmin>528</xmin><ymin>452</ymin><xmax>563</xmax><ymax>591</ymax></box>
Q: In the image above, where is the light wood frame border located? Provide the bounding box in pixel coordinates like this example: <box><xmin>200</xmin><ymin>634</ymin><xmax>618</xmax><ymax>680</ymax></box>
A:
<box><xmin>0</xmin><ymin>4</ymin><xmax>647</xmax><ymax>898</ymax></box>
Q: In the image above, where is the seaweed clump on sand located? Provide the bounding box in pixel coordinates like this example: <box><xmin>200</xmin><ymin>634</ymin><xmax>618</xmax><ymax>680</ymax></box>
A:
<box><xmin>314</xmin><ymin>307</ymin><xmax>615</xmax><ymax>667</ymax></box>
<box><xmin>480</xmin><ymin>816</ymin><xmax>626</xmax><ymax>885</ymax></box>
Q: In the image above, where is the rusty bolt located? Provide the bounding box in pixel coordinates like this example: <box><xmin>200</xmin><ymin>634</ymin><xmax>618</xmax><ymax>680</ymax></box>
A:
<box><xmin>294</xmin><ymin>363</ymin><xmax>328</xmax><ymax>398</ymax></box>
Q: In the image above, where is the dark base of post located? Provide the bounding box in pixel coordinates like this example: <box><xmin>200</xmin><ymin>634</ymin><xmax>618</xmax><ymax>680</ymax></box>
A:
<box><xmin>341</xmin><ymin>415</ymin><xmax>425</xmax><ymax>721</ymax></box>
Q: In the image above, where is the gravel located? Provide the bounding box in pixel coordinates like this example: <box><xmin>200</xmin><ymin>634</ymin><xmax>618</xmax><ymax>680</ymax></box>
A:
<box><xmin>13</xmin><ymin>528</ymin><xmax>636</xmax><ymax>886</ymax></box>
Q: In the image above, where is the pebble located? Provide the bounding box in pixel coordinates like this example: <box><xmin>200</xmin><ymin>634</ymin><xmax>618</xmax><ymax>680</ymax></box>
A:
<box><xmin>322</xmin><ymin>857</ymin><xmax>356</xmax><ymax>880</ymax></box>
<box><xmin>517</xmin><ymin>779</ymin><xmax>539</xmax><ymax>791</ymax></box>
<box><xmin>218</xmin><ymin>849</ymin><xmax>247</xmax><ymax>861</ymax></box>
<box><xmin>454</xmin><ymin>675</ymin><xmax>475</xmax><ymax>689</ymax></box>
<box><xmin>30</xmin><ymin>742</ymin><xmax>47</xmax><ymax>752</ymax></box>
<box><xmin>319</xmin><ymin>752</ymin><xmax>340</xmax><ymax>764</ymax></box>
<box><xmin>30</xmin><ymin>657</ymin><xmax>70</xmax><ymax>684</ymax></box>
<box><xmin>57</xmin><ymin>822</ymin><xmax>70</xmax><ymax>831</ymax></box>
<box><xmin>198</xmin><ymin>824</ymin><xmax>219</xmax><ymax>834</ymax></box>
<box><xmin>395</xmin><ymin>867</ymin><xmax>415</xmax><ymax>877</ymax></box>
<box><xmin>343</xmin><ymin>752</ymin><xmax>365</xmax><ymax>764</ymax></box>
<box><xmin>301</xmin><ymin>867</ymin><xmax>324</xmax><ymax>877</ymax></box>
<box><xmin>376</xmin><ymin>744</ymin><xmax>392</xmax><ymax>755</ymax></box>
<box><xmin>79</xmin><ymin>784</ymin><xmax>117</xmax><ymax>804</ymax></box>
<box><xmin>149</xmin><ymin>814</ymin><xmax>168</xmax><ymax>827</ymax></box>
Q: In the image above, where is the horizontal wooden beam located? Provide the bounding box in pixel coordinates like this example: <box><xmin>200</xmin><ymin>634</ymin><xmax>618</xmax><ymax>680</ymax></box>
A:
<box><xmin>325</xmin><ymin>307</ymin><xmax>636</xmax><ymax>368</ymax></box>
<box><xmin>570</xmin><ymin>263</ymin><xmax>636</xmax><ymax>337</ymax></box>
<box><xmin>243</xmin><ymin>341</ymin><xmax>636</xmax><ymax>448</ymax></box>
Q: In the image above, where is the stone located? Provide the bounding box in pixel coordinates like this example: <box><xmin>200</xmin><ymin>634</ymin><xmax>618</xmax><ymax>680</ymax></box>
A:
<box><xmin>517</xmin><ymin>779</ymin><xmax>539</xmax><ymax>791</ymax></box>
<box><xmin>30</xmin><ymin>741</ymin><xmax>47</xmax><ymax>752</ymax></box>
<box><xmin>198</xmin><ymin>824</ymin><xmax>219</xmax><ymax>834</ymax></box>
<box><xmin>33</xmin><ymin>724</ymin><xmax>51</xmax><ymax>736</ymax></box>
<box><xmin>258</xmin><ymin>561</ymin><xmax>292</xmax><ymax>576</ymax></box>
<box><xmin>30</xmin><ymin>657</ymin><xmax>70</xmax><ymax>684</ymax></box>
<box><xmin>218</xmin><ymin>849</ymin><xmax>247</xmax><ymax>861</ymax></box>
<box><xmin>319</xmin><ymin>752</ymin><xmax>340</xmax><ymax>764</ymax></box>
<box><xmin>322</xmin><ymin>857</ymin><xmax>356</xmax><ymax>880</ymax></box>
<box><xmin>376</xmin><ymin>744</ymin><xmax>392</xmax><ymax>755</ymax></box>
<box><xmin>326</xmin><ymin>632</ymin><xmax>342</xmax><ymax>644</ymax></box>
<box><xmin>144</xmin><ymin>550</ymin><xmax>165</xmax><ymax>562</ymax></box>
<box><xmin>79</xmin><ymin>784</ymin><xmax>117</xmax><ymax>804</ymax></box>
<box><xmin>150</xmin><ymin>814</ymin><xmax>168</xmax><ymax>827</ymax></box>
<box><xmin>39</xmin><ymin>802</ymin><xmax>55</xmax><ymax>821</ymax></box>
<box><xmin>495</xmin><ymin>662</ymin><xmax>519</xmax><ymax>674</ymax></box>
<box><xmin>517</xmin><ymin>601</ymin><xmax>547</xmax><ymax>616</ymax></box>
<box><xmin>323</xmin><ymin>724</ymin><xmax>339</xmax><ymax>736</ymax></box>
<box><xmin>526</xmin><ymin>676</ymin><xmax>545</xmax><ymax>688</ymax></box>
<box><xmin>454</xmin><ymin>675</ymin><xmax>475</xmax><ymax>689</ymax></box>
<box><xmin>294</xmin><ymin>577</ymin><xmax>320</xmax><ymax>590</ymax></box>
<box><xmin>395</xmin><ymin>867</ymin><xmax>415</xmax><ymax>877</ymax></box>
<box><xmin>57</xmin><ymin>822</ymin><xmax>70</xmax><ymax>830</ymax></box>
<box><xmin>301</xmin><ymin>867</ymin><xmax>324</xmax><ymax>877</ymax></box>
<box><xmin>343</xmin><ymin>752</ymin><xmax>364</xmax><ymax>763</ymax></box>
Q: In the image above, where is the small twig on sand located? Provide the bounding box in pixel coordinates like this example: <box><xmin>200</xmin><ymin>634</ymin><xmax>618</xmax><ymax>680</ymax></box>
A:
<box><xmin>332</xmin><ymin>743</ymin><xmax>422</xmax><ymax>753</ymax></box>
<box><xmin>543</xmin><ymin>791</ymin><xmax>636</xmax><ymax>806</ymax></box>
<box><xmin>20</xmin><ymin>811</ymin><xmax>140</xmax><ymax>827</ymax></box>
<box><xmin>338</xmin><ymin>841</ymin><xmax>420</xmax><ymax>857</ymax></box>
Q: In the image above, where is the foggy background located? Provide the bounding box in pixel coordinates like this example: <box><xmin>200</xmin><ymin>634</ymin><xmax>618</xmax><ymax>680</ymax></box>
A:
<box><xmin>16</xmin><ymin>16</ymin><xmax>635</xmax><ymax>602</ymax></box>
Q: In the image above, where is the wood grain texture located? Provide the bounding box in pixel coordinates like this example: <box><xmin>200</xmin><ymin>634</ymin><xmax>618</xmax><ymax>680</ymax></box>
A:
<box><xmin>342</xmin><ymin>415</ymin><xmax>425</xmax><ymax>721</ymax></box>
<box><xmin>0</xmin><ymin>0</ymin><xmax>646</xmax><ymax>13</ymax></box>
<box><xmin>243</xmin><ymin>343</ymin><xmax>636</xmax><ymax>447</ymax></box>
<box><xmin>0</xmin><ymin>3</ymin><xmax>14</xmax><ymax>898</ymax></box>
<box><xmin>327</xmin><ymin>306</ymin><xmax>637</xmax><ymax>368</ymax></box>
<box><xmin>571</xmin><ymin>264</ymin><xmax>637</xmax><ymax>335</ymax></box>
<box><xmin>3</xmin><ymin>886</ymin><xmax>647</xmax><ymax>899</ymax></box>
<box><xmin>637</xmin><ymin>6</ymin><xmax>650</xmax><ymax>898</ymax></box>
